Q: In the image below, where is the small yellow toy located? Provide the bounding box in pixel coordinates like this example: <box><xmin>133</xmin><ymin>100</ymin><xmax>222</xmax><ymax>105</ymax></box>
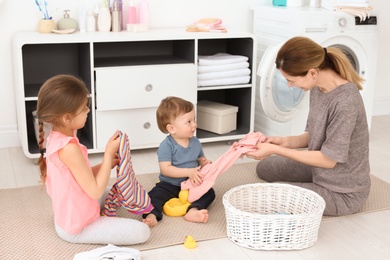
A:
<box><xmin>184</xmin><ymin>235</ymin><xmax>197</xmax><ymax>249</ymax></box>
<box><xmin>163</xmin><ymin>190</ymin><xmax>191</xmax><ymax>217</ymax></box>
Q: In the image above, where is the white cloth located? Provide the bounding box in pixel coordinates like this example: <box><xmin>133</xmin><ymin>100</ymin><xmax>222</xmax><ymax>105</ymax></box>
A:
<box><xmin>198</xmin><ymin>53</ymin><xmax>248</xmax><ymax>66</ymax></box>
<box><xmin>198</xmin><ymin>68</ymin><xmax>250</xmax><ymax>81</ymax></box>
<box><xmin>198</xmin><ymin>76</ymin><xmax>250</xmax><ymax>87</ymax></box>
<box><xmin>198</xmin><ymin>61</ymin><xmax>249</xmax><ymax>73</ymax></box>
<box><xmin>73</xmin><ymin>244</ymin><xmax>141</xmax><ymax>260</ymax></box>
<box><xmin>321</xmin><ymin>0</ymin><xmax>370</xmax><ymax>10</ymax></box>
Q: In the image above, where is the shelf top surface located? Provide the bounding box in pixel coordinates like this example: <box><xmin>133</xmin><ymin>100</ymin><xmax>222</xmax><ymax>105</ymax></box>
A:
<box><xmin>13</xmin><ymin>28</ymin><xmax>255</xmax><ymax>46</ymax></box>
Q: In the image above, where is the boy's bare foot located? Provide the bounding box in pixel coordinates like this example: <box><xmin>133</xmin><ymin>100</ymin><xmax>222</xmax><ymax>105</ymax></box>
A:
<box><xmin>184</xmin><ymin>208</ymin><xmax>209</xmax><ymax>223</ymax></box>
<box><xmin>142</xmin><ymin>214</ymin><xmax>158</xmax><ymax>227</ymax></box>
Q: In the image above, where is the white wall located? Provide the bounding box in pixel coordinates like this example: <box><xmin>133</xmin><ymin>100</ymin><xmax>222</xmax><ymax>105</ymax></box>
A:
<box><xmin>0</xmin><ymin>0</ymin><xmax>388</xmax><ymax>148</ymax></box>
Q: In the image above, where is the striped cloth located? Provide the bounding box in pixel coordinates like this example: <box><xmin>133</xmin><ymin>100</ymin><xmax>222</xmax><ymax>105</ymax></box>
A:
<box><xmin>103</xmin><ymin>131</ymin><xmax>154</xmax><ymax>217</ymax></box>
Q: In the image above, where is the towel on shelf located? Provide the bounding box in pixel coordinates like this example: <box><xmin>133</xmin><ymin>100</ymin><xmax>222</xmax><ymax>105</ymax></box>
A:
<box><xmin>198</xmin><ymin>53</ymin><xmax>248</xmax><ymax>66</ymax></box>
<box><xmin>198</xmin><ymin>68</ymin><xmax>251</xmax><ymax>81</ymax></box>
<box><xmin>198</xmin><ymin>61</ymin><xmax>250</xmax><ymax>73</ymax></box>
<box><xmin>198</xmin><ymin>75</ymin><xmax>250</xmax><ymax>87</ymax></box>
<box><xmin>321</xmin><ymin>0</ymin><xmax>373</xmax><ymax>21</ymax></box>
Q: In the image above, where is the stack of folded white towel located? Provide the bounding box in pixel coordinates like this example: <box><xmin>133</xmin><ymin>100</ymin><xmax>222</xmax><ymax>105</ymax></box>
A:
<box><xmin>321</xmin><ymin>0</ymin><xmax>373</xmax><ymax>21</ymax></box>
<box><xmin>197</xmin><ymin>53</ymin><xmax>251</xmax><ymax>87</ymax></box>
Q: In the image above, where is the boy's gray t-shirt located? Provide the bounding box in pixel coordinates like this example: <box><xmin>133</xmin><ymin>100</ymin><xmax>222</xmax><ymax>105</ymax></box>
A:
<box><xmin>157</xmin><ymin>135</ymin><xmax>204</xmax><ymax>186</ymax></box>
<box><xmin>306</xmin><ymin>82</ymin><xmax>370</xmax><ymax>193</ymax></box>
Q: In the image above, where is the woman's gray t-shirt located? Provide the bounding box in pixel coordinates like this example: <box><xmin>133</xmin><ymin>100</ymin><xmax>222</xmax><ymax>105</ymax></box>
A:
<box><xmin>306</xmin><ymin>82</ymin><xmax>370</xmax><ymax>193</ymax></box>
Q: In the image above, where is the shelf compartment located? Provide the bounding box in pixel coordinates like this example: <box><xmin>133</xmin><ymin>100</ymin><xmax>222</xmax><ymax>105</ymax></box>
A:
<box><xmin>196</xmin><ymin>87</ymin><xmax>252</xmax><ymax>139</ymax></box>
<box><xmin>198</xmin><ymin>38</ymin><xmax>254</xmax><ymax>85</ymax></box>
<box><xmin>25</xmin><ymin>101</ymin><xmax>93</xmax><ymax>154</ymax></box>
<box><xmin>22</xmin><ymin>43</ymin><xmax>91</xmax><ymax>97</ymax></box>
<box><xmin>94</xmin><ymin>40</ymin><xmax>195</xmax><ymax>67</ymax></box>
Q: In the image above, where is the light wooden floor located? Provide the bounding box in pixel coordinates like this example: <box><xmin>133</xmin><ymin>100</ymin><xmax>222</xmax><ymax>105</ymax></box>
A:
<box><xmin>1</xmin><ymin>115</ymin><xmax>389</xmax><ymax>259</ymax></box>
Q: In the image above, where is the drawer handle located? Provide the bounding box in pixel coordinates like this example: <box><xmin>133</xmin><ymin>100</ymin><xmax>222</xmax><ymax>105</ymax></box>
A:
<box><xmin>145</xmin><ymin>84</ymin><xmax>153</xmax><ymax>92</ymax></box>
<box><xmin>143</xmin><ymin>122</ymin><xmax>151</xmax><ymax>129</ymax></box>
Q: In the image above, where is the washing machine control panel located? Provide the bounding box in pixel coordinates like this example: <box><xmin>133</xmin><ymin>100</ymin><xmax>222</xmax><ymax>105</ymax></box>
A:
<box><xmin>338</xmin><ymin>18</ymin><xmax>347</xmax><ymax>27</ymax></box>
<box><xmin>355</xmin><ymin>16</ymin><xmax>377</xmax><ymax>25</ymax></box>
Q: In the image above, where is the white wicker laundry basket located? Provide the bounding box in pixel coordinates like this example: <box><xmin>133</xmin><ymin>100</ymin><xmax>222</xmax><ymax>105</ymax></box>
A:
<box><xmin>223</xmin><ymin>183</ymin><xmax>325</xmax><ymax>250</ymax></box>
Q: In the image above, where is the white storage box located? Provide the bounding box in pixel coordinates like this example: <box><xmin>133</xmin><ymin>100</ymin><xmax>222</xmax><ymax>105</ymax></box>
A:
<box><xmin>32</xmin><ymin>110</ymin><xmax>52</xmax><ymax>148</ymax></box>
<box><xmin>197</xmin><ymin>100</ymin><xmax>238</xmax><ymax>134</ymax></box>
<box><xmin>223</xmin><ymin>183</ymin><xmax>325</xmax><ymax>250</ymax></box>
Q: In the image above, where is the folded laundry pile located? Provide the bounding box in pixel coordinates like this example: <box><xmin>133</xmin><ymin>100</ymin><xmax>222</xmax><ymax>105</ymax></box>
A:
<box><xmin>186</xmin><ymin>18</ymin><xmax>227</xmax><ymax>32</ymax></box>
<box><xmin>321</xmin><ymin>0</ymin><xmax>373</xmax><ymax>21</ymax></box>
<box><xmin>197</xmin><ymin>53</ymin><xmax>251</xmax><ymax>87</ymax></box>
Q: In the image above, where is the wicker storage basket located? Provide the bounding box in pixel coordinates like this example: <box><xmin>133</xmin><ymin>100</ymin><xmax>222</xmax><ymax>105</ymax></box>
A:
<box><xmin>223</xmin><ymin>183</ymin><xmax>325</xmax><ymax>250</ymax></box>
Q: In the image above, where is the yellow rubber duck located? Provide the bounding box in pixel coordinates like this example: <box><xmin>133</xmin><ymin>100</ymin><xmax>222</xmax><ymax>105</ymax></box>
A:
<box><xmin>163</xmin><ymin>190</ymin><xmax>191</xmax><ymax>217</ymax></box>
<box><xmin>184</xmin><ymin>235</ymin><xmax>197</xmax><ymax>249</ymax></box>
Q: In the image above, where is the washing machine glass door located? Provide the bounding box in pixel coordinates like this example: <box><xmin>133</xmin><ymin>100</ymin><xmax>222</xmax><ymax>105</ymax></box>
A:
<box><xmin>257</xmin><ymin>44</ymin><xmax>309</xmax><ymax>123</ymax></box>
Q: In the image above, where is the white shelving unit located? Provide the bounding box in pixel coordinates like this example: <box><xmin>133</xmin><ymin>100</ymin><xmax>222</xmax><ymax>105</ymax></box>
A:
<box><xmin>12</xmin><ymin>28</ymin><xmax>256</xmax><ymax>158</ymax></box>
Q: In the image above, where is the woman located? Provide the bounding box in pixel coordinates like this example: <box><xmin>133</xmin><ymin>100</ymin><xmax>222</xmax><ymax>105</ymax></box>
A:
<box><xmin>246</xmin><ymin>36</ymin><xmax>370</xmax><ymax>216</ymax></box>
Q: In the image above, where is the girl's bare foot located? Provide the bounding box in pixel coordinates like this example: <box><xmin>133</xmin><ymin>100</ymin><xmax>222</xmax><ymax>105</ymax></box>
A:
<box><xmin>184</xmin><ymin>208</ymin><xmax>209</xmax><ymax>223</ymax></box>
<box><xmin>142</xmin><ymin>214</ymin><xmax>158</xmax><ymax>227</ymax></box>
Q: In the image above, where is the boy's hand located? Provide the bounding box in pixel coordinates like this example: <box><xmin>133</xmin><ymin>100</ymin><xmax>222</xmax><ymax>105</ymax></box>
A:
<box><xmin>188</xmin><ymin>166</ymin><xmax>203</xmax><ymax>186</ymax></box>
<box><xmin>198</xmin><ymin>157</ymin><xmax>211</xmax><ymax>168</ymax></box>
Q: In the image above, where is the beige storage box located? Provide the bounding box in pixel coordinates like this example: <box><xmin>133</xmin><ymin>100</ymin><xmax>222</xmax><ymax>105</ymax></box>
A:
<box><xmin>197</xmin><ymin>100</ymin><xmax>238</xmax><ymax>134</ymax></box>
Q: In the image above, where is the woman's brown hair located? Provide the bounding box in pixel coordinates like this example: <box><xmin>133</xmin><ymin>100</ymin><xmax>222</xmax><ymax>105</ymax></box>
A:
<box><xmin>275</xmin><ymin>36</ymin><xmax>364</xmax><ymax>90</ymax></box>
<box><xmin>36</xmin><ymin>74</ymin><xmax>89</xmax><ymax>186</ymax></box>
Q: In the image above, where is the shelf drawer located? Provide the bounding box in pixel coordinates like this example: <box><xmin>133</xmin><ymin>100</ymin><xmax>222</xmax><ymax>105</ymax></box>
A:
<box><xmin>95</xmin><ymin>107</ymin><xmax>166</xmax><ymax>149</ymax></box>
<box><xmin>95</xmin><ymin>64</ymin><xmax>197</xmax><ymax>111</ymax></box>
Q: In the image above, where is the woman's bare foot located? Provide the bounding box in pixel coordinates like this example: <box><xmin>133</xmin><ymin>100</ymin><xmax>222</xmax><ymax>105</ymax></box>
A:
<box><xmin>184</xmin><ymin>208</ymin><xmax>209</xmax><ymax>223</ymax></box>
<box><xmin>142</xmin><ymin>214</ymin><xmax>158</xmax><ymax>227</ymax></box>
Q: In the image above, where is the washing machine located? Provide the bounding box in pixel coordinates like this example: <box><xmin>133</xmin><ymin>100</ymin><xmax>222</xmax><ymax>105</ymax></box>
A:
<box><xmin>251</xmin><ymin>5</ymin><xmax>378</xmax><ymax>136</ymax></box>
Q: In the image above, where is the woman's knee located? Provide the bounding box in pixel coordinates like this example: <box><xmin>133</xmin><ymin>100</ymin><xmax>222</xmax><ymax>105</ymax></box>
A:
<box><xmin>256</xmin><ymin>160</ymin><xmax>274</xmax><ymax>181</ymax></box>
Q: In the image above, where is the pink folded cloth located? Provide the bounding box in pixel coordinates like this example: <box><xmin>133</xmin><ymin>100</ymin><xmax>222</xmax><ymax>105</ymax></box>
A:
<box><xmin>181</xmin><ymin>132</ymin><xmax>266</xmax><ymax>202</ymax></box>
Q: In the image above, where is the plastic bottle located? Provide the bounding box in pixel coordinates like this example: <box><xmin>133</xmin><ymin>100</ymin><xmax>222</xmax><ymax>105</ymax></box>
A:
<box><xmin>86</xmin><ymin>10</ymin><xmax>96</xmax><ymax>32</ymax></box>
<box><xmin>127</xmin><ymin>0</ymin><xmax>137</xmax><ymax>25</ymax></box>
<box><xmin>79</xmin><ymin>2</ymin><xmax>86</xmax><ymax>33</ymax></box>
<box><xmin>310</xmin><ymin>0</ymin><xmax>321</xmax><ymax>8</ymax></box>
<box><xmin>138</xmin><ymin>0</ymin><xmax>149</xmax><ymax>30</ymax></box>
<box><xmin>98</xmin><ymin>0</ymin><xmax>111</xmax><ymax>32</ymax></box>
<box><xmin>112</xmin><ymin>0</ymin><xmax>123</xmax><ymax>32</ymax></box>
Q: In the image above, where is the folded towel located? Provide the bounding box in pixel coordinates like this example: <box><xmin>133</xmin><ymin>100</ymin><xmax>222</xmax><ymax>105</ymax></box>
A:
<box><xmin>336</xmin><ymin>6</ymin><xmax>372</xmax><ymax>20</ymax></box>
<box><xmin>198</xmin><ymin>68</ymin><xmax>251</xmax><ymax>81</ymax></box>
<box><xmin>321</xmin><ymin>0</ymin><xmax>372</xmax><ymax>21</ymax></box>
<box><xmin>198</xmin><ymin>53</ymin><xmax>248</xmax><ymax>66</ymax></box>
<box><xmin>198</xmin><ymin>61</ymin><xmax>249</xmax><ymax>73</ymax></box>
<box><xmin>198</xmin><ymin>75</ymin><xmax>250</xmax><ymax>87</ymax></box>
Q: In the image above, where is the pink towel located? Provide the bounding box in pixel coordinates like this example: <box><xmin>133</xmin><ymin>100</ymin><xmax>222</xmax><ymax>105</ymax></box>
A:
<box><xmin>181</xmin><ymin>132</ymin><xmax>266</xmax><ymax>202</ymax></box>
<box><xmin>103</xmin><ymin>131</ymin><xmax>154</xmax><ymax>216</ymax></box>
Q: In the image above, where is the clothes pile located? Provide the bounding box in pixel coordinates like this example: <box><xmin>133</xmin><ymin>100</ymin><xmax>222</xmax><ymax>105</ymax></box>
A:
<box><xmin>197</xmin><ymin>53</ymin><xmax>251</xmax><ymax>87</ymax></box>
<box><xmin>321</xmin><ymin>0</ymin><xmax>373</xmax><ymax>21</ymax></box>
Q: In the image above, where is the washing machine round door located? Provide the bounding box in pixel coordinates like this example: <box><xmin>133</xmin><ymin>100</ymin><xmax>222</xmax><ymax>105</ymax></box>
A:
<box><xmin>257</xmin><ymin>44</ymin><xmax>309</xmax><ymax>123</ymax></box>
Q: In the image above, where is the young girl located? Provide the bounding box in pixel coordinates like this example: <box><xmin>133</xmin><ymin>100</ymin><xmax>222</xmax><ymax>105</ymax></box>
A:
<box><xmin>142</xmin><ymin>96</ymin><xmax>215</xmax><ymax>227</ymax></box>
<box><xmin>36</xmin><ymin>74</ymin><xmax>150</xmax><ymax>245</ymax></box>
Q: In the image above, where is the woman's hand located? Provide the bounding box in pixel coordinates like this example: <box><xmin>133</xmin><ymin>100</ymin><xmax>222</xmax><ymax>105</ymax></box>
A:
<box><xmin>246</xmin><ymin>142</ymin><xmax>277</xmax><ymax>161</ymax></box>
